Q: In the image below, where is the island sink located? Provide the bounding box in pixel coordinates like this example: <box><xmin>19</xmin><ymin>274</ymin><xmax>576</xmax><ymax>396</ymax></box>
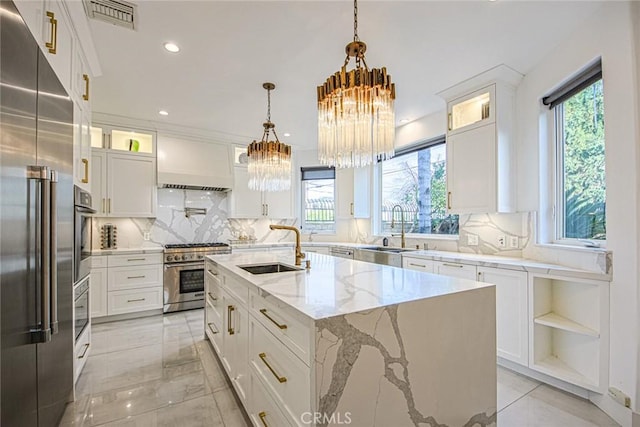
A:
<box><xmin>238</xmin><ymin>262</ymin><xmax>302</xmax><ymax>274</ymax></box>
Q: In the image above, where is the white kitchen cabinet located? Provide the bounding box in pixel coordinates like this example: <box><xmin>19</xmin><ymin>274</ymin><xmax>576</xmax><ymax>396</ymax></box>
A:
<box><xmin>402</xmin><ymin>256</ymin><xmax>435</xmax><ymax>273</ymax></box>
<box><xmin>230</xmin><ymin>167</ymin><xmax>293</xmax><ymax>218</ymax></box>
<box><xmin>336</xmin><ymin>166</ymin><xmax>371</xmax><ymax>219</ymax></box>
<box><xmin>478</xmin><ymin>267</ymin><xmax>528</xmax><ymax>366</ymax></box>
<box><xmin>529</xmin><ymin>273</ymin><xmax>609</xmax><ymax>392</ymax></box>
<box><xmin>434</xmin><ymin>260</ymin><xmax>477</xmax><ymax>280</ymax></box>
<box><xmin>91</xmin><ymin>149</ymin><xmax>157</xmax><ymax>217</ymax></box>
<box><xmin>301</xmin><ymin>245</ymin><xmax>330</xmax><ymax>255</ymax></box>
<box><xmin>73</xmin><ymin>103</ymin><xmax>92</xmax><ymax>192</ymax></box>
<box><xmin>222</xmin><ymin>289</ymin><xmax>249</xmax><ymax>404</ymax></box>
<box><xmin>90</xmin><ymin>268</ymin><xmax>108</xmax><ymax>318</ymax></box>
<box><xmin>14</xmin><ymin>0</ymin><xmax>45</xmax><ymax>43</ymax></box>
<box><xmin>440</xmin><ymin>66</ymin><xmax>521</xmax><ymax>214</ymax></box>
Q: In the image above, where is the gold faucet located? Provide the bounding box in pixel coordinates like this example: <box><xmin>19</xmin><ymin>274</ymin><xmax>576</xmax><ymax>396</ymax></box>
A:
<box><xmin>269</xmin><ymin>224</ymin><xmax>305</xmax><ymax>266</ymax></box>
<box><xmin>390</xmin><ymin>205</ymin><xmax>406</xmax><ymax>248</ymax></box>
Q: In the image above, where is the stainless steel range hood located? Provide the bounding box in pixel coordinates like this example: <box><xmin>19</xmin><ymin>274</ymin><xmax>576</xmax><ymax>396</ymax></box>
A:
<box><xmin>157</xmin><ymin>134</ymin><xmax>233</xmax><ymax>192</ymax></box>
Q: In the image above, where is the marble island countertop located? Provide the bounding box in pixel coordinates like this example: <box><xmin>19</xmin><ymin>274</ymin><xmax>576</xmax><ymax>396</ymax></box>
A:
<box><xmin>207</xmin><ymin>251</ymin><xmax>493</xmax><ymax>321</ymax></box>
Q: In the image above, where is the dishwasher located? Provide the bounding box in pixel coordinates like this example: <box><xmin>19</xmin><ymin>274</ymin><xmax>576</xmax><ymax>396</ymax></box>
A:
<box><xmin>329</xmin><ymin>247</ymin><xmax>355</xmax><ymax>259</ymax></box>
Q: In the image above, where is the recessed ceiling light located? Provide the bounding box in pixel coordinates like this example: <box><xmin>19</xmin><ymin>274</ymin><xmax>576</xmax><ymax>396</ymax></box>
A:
<box><xmin>159</xmin><ymin>110</ymin><xmax>169</xmax><ymax>116</ymax></box>
<box><xmin>163</xmin><ymin>42</ymin><xmax>180</xmax><ymax>53</ymax></box>
<box><xmin>399</xmin><ymin>119</ymin><xmax>410</xmax><ymax>124</ymax></box>
<box><xmin>283</xmin><ymin>133</ymin><xmax>291</xmax><ymax>137</ymax></box>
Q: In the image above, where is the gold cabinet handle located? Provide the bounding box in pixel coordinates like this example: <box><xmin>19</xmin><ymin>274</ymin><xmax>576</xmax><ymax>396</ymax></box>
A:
<box><xmin>127</xmin><ymin>298</ymin><xmax>146</xmax><ymax>303</ymax></box>
<box><xmin>81</xmin><ymin>158</ymin><xmax>89</xmax><ymax>183</ymax></box>
<box><xmin>126</xmin><ymin>275</ymin><xmax>145</xmax><ymax>279</ymax></box>
<box><xmin>258</xmin><ymin>352</ymin><xmax>287</xmax><ymax>383</ymax></box>
<box><xmin>227</xmin><ymin>305</ymin><xmax>235</xmax><ymax>335</ymax></box>
<box><xmin>258</xmin><ymin>411</ymin><xmax>269</xmax><ymax>427</ymax></box>
<box><xmin>82</xmin><ymin>74</ymin><xmax>90</xmax><ymax>101</ymax></box>
<box><xmin>259</xmin><ymin>308</ymin><xmax>287</xmax><ymax>330</ymax></box>
<box><xmin>448</xmin><ymin>112</ymin><xmax>452</xmax><ymax>131</ymax></box>
<box><xmin>102</xmin><ymin>198</ymin><xmax>105</xmax><ymax>213</ymax></box>
<box><xmin>447</xmin><ymin>191</ymin><xmax>452</xmax><ymax>210</ymax></box>
<box><xmin>207</xmin><ymin>322</ymin><xmax>219</xmax><ymax>335</ymax></box>
<box><xmin>207</xmin><ymin>292</ymin><xmax>218</xmax><ymax>301</ymax></box>
<box><xmin>78</xmin><ymin>343</ymin><xmax>90</xmax><ymax>359</ymax></box>
<box><xmin>207</xmin><ymin>269</ymin><xmax>218</xmax><ymax>276</ymax></box>
<box><xmin>45</xmin><ymin>11</ymin><xmax>57</xmax><ymax>54</ymax></box>
<box><xmin>409</xmin><ymin>263</ymin><xmax>426</xmax><ymax>268</ymax></box>
<box><xmin>350</xmin><ymin>202</ymin><xmax>354</xmax><ymax>216</ymax></box>
<box><xmin>108</xmin><ymin>198</ymin><xmax>111</xmax><ymax>213</ymax></box>
<box><xmin>442</xmin><ymin>263</ymin><xmax>464</xmax><ymax>268</ymax></box>
<box><xmin>127</xmin><ymin>258</ymin><xmax>146</xmax><ymax>262</ymax></box>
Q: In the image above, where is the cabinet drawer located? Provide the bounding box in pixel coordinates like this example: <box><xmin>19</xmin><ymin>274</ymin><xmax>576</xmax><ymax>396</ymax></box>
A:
<box><xmin>108</xmin><ymin>253</ymin><xmax>162</xmax><ymax>267</ymax></box>
<box><xmin>108</xmin><ymin>287</ymin><xmax>162</xmax><ymax>315</ymax></box>
<box><xmin>249</xmin><ymin>317</ymin><xmax>311</xmax><ymax>424</ymax></box>
<box><xmin>107</xmin><ymin>265</ymin><xmax>161</xmax><ymax>291</ymax></box>
<box><xmin>206</xmin><ymin>269</ymin><xmax>224</xmax><ymax>321</ymax></box>
<box><xmin>91</xmin><ymin>256</ymin><xmax>107</xmax><ymax>268</ymax></box>
<box><xmin>402</xmin><ymin>256</ymin><xmax>435</xmax><ymax>273</ymax></box>
<box><xmin>225</xmin><ymin>273</ymin><xmax>248</xmax><ymax>306</ymax></box>
<box><xmin>250</xmin><ymin>367</ymin><xmax>292</xmax><ymax>427</ymax></box>
<box><xmin>74</xmin><ymin>327</ymin><xmax>91</xmax><ymax>384</ymax></box>
<box><xmin>434</xmin><ymin>261</ymin><xmax>477</xmax><ymax>280</ymax></box>
<box><xmin>250</xmin><ymin>290</ymin><xmax>312</xmax><ymax>365</ymax></box>
<box><xmin>205</xmin><ymin>304</ymin><xmax>223</xmax><ymax>356</ymax></box>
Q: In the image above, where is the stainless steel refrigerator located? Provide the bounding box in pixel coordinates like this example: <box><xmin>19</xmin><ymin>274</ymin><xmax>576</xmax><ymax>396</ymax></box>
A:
<box><xmin>1</xmin><ymin>1</ymin><xmax>74</xmax><ymax>426</ymax></box>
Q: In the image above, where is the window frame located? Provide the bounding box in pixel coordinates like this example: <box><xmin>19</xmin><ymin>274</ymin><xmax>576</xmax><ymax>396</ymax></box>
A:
<box><xmin>375</xmin><ymin>136</ymin><xmax>459</xmax><ymax>238</ymax></box>
<box><xmin>548</xmin><ymin>68</ymin><xmax>606</xmax><ymax>248</ymax></box>
<box><xmin>300</xmin><ymin>166</ymin><xmax>336</xmax><ymax>234</ymax></box>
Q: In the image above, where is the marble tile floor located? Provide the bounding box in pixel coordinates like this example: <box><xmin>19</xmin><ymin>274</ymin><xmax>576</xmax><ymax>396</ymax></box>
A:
<box><xmin>60</xmin><ymin>309</ymin><xmax>619</xmax><ymax>427</ymax></box>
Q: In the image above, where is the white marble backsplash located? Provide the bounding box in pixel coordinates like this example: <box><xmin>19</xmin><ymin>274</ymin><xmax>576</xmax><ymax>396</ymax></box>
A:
<box><xmin>92</xmin><ymin>189</ymin><xmax>297</xmax><ymax>249</ymax></box>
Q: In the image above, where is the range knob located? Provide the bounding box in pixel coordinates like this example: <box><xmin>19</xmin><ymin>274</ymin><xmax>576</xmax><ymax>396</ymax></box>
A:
<box><xmin>182</xmin><ymin>255</ymin><xmax>188</xmax><ymax>261</ymax></box>
<box><xmin>197</xmin><ymin>254</ymin><xmax>203</xmax><ymax>259</ymax></box>
<box><xmin>166</xmin><ymin>255</ymin><xmax>173</xmax><ymax>262</ymax></box>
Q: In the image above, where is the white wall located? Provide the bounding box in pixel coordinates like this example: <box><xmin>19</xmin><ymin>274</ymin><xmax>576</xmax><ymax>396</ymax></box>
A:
<box><xmin>394</xmin><ymin>111</ymin><xmax>447</xmax><ymax>150</ymax></box>
<box><xmin>516</xmin><ymin>3</ymin><xmax>638</xmax><ymax>423</ymax></box>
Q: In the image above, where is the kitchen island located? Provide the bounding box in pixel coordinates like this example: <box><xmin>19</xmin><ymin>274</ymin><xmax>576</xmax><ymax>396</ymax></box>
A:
<box><xmin>204</xmin><ymin>251</ymin><xmax>496</xmax><ymax>427</ymax></box>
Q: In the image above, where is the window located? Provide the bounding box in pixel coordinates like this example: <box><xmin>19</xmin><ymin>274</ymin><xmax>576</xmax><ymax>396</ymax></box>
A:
<box><xmin>544</xmin><ymin>61</ymin><xmax>605</xmax><ymax>242</ymax></box>
<box><xmin>379</xmin><ymin>138</ymin><xmax>458</xmax><ymax>235</ymax></box>
<box><xmin>301</xmin><ymin>167</ymin><xmax>335</xmax><ymax>233</ymax></box>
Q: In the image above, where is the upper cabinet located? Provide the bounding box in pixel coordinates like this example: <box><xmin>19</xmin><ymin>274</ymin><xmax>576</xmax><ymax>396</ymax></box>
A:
<box><xmin>91</xmin><ymin>125</ymin><xmax>156</xmax><ymax>155</ymax></box>
<box><xmin>438</xmin><ymin>65</ymin><xmax>523</xmax><ymax>214</ymax></box>
<box><xmin>229</xmin><ymin>167</ymin><xmax>293</xmax><ymax>219</ymax></box>
<box><xmin>336</xmin><ymin>166</ymin><xmax>370</xmax><ymax>219</ymax></box>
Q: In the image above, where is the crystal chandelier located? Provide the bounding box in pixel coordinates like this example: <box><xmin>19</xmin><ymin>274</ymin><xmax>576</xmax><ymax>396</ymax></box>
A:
<box><xmin>317</xmin><ymin>0</ymin><xmax>396</xmax><ymax>168</ymax></box>
<box><xmin>247</xmin><ymin>83</ymin><xmax>292</xmax><ymax>192</ymax></box>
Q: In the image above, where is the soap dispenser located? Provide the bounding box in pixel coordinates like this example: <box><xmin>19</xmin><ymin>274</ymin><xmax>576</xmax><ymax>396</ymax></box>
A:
<box><xmin>382</xmin><ymin>237</ymin><xmax>389</xmax><ymax>247</ymax></box>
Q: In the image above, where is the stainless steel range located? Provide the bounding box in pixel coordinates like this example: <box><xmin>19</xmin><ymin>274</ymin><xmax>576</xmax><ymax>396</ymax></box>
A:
<box><xmin>163</xmin><ymin>243</ymin><xmax>231</xmax><ymax>313</ymax></box>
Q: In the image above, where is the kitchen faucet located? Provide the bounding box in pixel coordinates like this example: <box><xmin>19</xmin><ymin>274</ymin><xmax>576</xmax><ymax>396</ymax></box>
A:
<box><xmin>269</xmin><ymin>224</ymin><xmax>305</xmax><ymax>265</ymax></box>
<box><xmin>390</xmin><ymin>205</ymin><xmax>406</xmax><ymax>248</ymax></box>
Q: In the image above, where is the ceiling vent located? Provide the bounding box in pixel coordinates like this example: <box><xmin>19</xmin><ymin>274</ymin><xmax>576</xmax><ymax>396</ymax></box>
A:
<box><xmin>83</xmin><ymin>0</ymin><xmax>137</xmax><ymax>30</ymax></box>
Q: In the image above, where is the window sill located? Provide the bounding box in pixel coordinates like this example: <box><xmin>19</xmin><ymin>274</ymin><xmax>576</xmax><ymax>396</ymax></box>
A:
<box><xmin>534</xmin><ymin>242</ymin><xmax>608</xmax><ymax>254</ymax></box>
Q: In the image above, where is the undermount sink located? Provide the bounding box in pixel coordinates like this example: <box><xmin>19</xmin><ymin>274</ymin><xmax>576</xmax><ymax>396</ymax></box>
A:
<box><xmin>238</xmin><ymin>262</ymin><xmax>303</xmax><ymax>275</ymax></box>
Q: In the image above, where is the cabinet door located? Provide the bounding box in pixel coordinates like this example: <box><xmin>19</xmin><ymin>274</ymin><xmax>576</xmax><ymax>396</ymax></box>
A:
<box><xmin>402</xmin><ymin>256</ymin><xmax>434</xmax><ymax>273</ymax></box>
<box><xmin>447</xmin><ymin>123</ymin><xmax>496</xmax><ymax>214</ymax></box>
<box><xmin>14</xmin><ymin>0</ymin><xmax>45</xmax><ymax>43</ymax></box>
<box><xmin>90</xmin><ymin>150</ymin><xmax>107</xmax><ymax>214</ymax></box>
<box><xmin>73</xmin><ymin>49</ymin><xmax>91</xmax><ymax>106</ymax></box>
<box><xmin>90</xmin><ymin>268</ymin><xmax>108</xmax><ymax>318</ymax></box>
<box><xmin>264</xmin><ymin>188</ymin><xmax>293</xmax><ymax>218</ymax></box>
<box><xmin>353</xmin><ymin>166</ymin><xmax>371</xmax><ymax>218</ymax></box>
<box><xmin>336</xmin><ymin>168</ymin><xmax>354</xmax><ymax>218</ymax></box>
<box><xmin>107</xmin><ymin>153</ymin><xmax>157</xmax><ymax>217</ymax></box>
<box><xmin>222</xmin><ymin>291</ymin><xmax>248</xmax><ymax>403</ymax></box>
<box><xmin>478</xmin><ymin>267</ymin><xmax>528</xmax><ymax>366</ymax></box>
<box><xmin>230</xmin><ymin>167</ymin><xmax>262</xmax><ymax>218</ymax></box>
<box><xmin>41</xmin><ymin>1</ymin><xmax>73</xmax><ymax>93</ymax></box>
<box><xmin>434</xmin><ymin>261</ymin><xmax>477</xmax><ymax>280</ymax></box>
<box><xmin>73</xmin><ymin>105</ymin><xmax>91</xmax><ymax>192</ymax></box>
<box><xmin>447</xmin><ymin>84</ymin><xmax>495</xmax><ymax>134</ymax></box>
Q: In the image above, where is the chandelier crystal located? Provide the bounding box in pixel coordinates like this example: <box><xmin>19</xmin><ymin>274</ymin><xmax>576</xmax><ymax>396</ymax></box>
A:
<box><xmin>247</xmin><ymin>83</ymin><xmax>292</xmax><ymax>192</ymax></box>
<box><xmin>317</xmin><ymin>0</ymin><xmax>396</xmax><ymax>168</ymax></box>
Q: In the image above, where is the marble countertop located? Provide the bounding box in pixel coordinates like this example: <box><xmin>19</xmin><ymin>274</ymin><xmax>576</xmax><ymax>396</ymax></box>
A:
<box><xmin>207</xmin><ymin>252</ymin><xmax>493</xmax><ymax>321</ymax></box>
<box><xmin>404</xmin><ymin>250</ymin><xmax>611</xmax><ymax>281</ymax></box>
<box><xmin>91</xmin><ymin>246</ymin><xmax>164</xmax><ymax>256</ymax></box>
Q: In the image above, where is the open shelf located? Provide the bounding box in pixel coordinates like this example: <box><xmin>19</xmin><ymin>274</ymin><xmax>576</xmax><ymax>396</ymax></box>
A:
<box><xmin>534</xmin><ymin>312</ymin><xmax>599</xmax><ymax>338</ymax></box>
<box><xmin>533</xmin><ymin>353</ymin><xmax>598</xmax><ymax>391</ymax></box>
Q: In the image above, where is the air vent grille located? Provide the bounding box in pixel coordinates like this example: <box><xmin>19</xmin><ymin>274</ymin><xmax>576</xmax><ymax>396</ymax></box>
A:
<box><xmin>84</xmin><ymin>0</ymin><xmax>136</xmax><ymax>30</ymax></box>
<box><xmin>161</xmin><ymin>184</ymin><xmax>230</xmax><ymax>192</ymax></box>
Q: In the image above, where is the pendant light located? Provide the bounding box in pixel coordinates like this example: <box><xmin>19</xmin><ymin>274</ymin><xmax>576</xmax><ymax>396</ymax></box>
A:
<box><xmin>317</xmin><ymin>0</ymin><xmax>396</xmax><ymax>168</ymax></box>
<box><xmin>247</xmin><ymin>83</ymin><xmax>292</xmax><ymax>192</ymax></box>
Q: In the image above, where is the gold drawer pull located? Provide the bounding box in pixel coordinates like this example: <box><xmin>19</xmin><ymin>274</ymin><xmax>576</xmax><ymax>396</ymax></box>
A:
<box><xmin>207</xmin><ymin>322</ymin><xmax>219</xmax><ymax>335</ymax></box>
<box><xmin>127</xmin><ymin>298</ymin><xmax>145</xmax><ymax>303</ymax></box>
<box><xmin>45</xmin><ymin>11</ymin><xmax>57</xmax><ymax>54</ymax></box>
<box><xmin>258</xmin><ymin>352</ymin><xmax>287</xmax><ymax>383</ymax></box>
<box><xmin>259</xmin><ymin>309</ymin><xmax>287</xmax><ymax>330</ymax></box>
<box><xmin>207</xmin><ymin>292</ymin><xmax>218</xmax><ymax>301</ymax></box>
<box><xmin>127</xmin><ymin>275</ymin><xmax>145</xmax><ymax>279</ymax></box>
<box><xmin>409</xmin><ymin>263</ymin><xmax>426</xmax><ymax>268</ymax></box>
<box><xmin>78</xmin><ymin>343</ymin><xmax>90</xmax><ymax>359</ymax></box>
<box><xmin>447</xmin><ymin>191</ymin><xmax>452</xmax><ymax>210</ymax></box>
<box><xmin>227</xmin><ymin>305</ymin><xmax>235</xmax><ymax>335</ymax></box>
<box><xmin>258</xmin><ymin>411</ymin><xmax>269</xmax><ymax>427</ymax></box>
<box><xmin>442</xmin><ymin>263</ymin><xmax>464</xmax><ymax>268</ymax></box>
<box><xmin>127</xmin><ymin>258</ymin><xmax>146</xmax><ymax>262</ymax></box>
<box><xmin>208</xmin><ymin>269</ymin><xmax>218</xmax><ymax>276</ymax></box>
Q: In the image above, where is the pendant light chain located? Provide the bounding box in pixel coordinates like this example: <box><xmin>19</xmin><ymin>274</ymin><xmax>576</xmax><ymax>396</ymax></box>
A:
<box><xmin>353</xmin><ymin>0</ymin><xmax>358</xmax><ymax>42</ymax></box>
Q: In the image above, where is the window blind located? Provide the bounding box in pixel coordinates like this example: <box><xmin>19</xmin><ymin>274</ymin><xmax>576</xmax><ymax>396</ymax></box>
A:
<box><xmin>542</xmin><ymin>59</ymin><xmax>602</xmax><ymax>109</ymax></box>
<box><xmin>301</xmin><ymin>166</ymin><xmax>335</xmax><ymax>181</ymax></box>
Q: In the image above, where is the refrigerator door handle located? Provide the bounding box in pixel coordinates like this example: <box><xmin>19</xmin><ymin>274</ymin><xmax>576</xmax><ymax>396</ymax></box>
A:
<box><xmin>49</xmin><ymin>170</ymin><xmax>58</xmax><ymax>335</ymax></box>
<box><xmin>27</xmin><ymin>165</ymin><xmax>52</xmax><ymax>343</ymax></box>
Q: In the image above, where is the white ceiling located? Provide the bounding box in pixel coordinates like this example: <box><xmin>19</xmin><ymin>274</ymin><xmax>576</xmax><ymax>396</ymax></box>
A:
<box><xmin>88</xmin><ymin>1</ymin><xmax>605</xmax><ymax>149</ymax></box>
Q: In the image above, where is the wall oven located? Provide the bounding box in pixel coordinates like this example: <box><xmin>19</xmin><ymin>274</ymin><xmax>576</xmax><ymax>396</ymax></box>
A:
<box><xmin>163</xmin><ymin>243</ymin><xmax>231</xmax><ymax>313</ymax></box>
<box><xmin>74</xmin><ymin>186</ymin><xmax>95</xmax><ymax>283</ymax></box>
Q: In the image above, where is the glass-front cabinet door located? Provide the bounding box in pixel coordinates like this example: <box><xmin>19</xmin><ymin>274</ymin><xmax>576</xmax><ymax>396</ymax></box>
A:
<box><xmin>447</xmin><ymin>84</ymin><xmax>495</xmax><ymax>134</ymax></box>
<box><xmin>90</xmin><ymin>124</ymin><xmax>155</xmax><ymax>155</ymax></box>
